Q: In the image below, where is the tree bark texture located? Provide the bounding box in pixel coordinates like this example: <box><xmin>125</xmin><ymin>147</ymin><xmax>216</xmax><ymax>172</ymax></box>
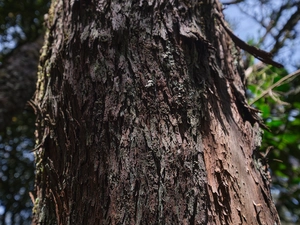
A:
<box><xmin>33</xmin><ymin>0</ymin><xmax>280</xmax><ymax>224</ymax></box>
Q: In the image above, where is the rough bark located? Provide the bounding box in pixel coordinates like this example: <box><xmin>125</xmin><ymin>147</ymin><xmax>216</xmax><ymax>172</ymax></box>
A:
<box><xmin>33</xmin><ymin>0</ymin><xmax>280</xmax><ymax>224</ymax></box>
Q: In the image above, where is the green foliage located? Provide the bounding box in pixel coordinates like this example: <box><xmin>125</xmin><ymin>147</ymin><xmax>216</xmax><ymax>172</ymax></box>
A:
<box><xmin>247</xmin><ymin>59</ymin><xmax>300</xmax><ymax>223</ymax></box>
<box><xmin>0</xmin><ymin>0</ymin><xmax>299</xmax><ymax>224</ymax></box>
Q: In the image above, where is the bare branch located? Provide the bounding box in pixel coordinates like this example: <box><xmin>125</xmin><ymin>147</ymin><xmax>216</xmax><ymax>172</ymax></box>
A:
<box><xmin>215</xmin><ymin>11</ymin><xmax>283</xmax><ymax>68</ymax></box>
<box><xmin>249</xmin><ymin>69</ymin><xmax>300</xmax><ymax>105</ymax></box>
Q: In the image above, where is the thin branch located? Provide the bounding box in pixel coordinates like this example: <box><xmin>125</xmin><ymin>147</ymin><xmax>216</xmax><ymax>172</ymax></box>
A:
<box><xmin>249</xmin><ymin>69</ymin><xmax>300</xmax><ymax>105</ymax></box>
<box><xmin>271</xmin><ymin>5</ymin><xmax>300</xmax><ymax>55</ymax></box>
<box><xmin>222</xmin><ymin>0</ymin><xmax>244</xmax><ymax>5</ymax></box>
<box><xmin>215</xmin><ymin>11</ymin><xmax>283</xmax><ymax>68</ymax></box>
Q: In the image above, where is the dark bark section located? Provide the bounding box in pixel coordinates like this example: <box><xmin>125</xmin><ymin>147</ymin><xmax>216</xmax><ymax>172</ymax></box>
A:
<box><xmin>33</xmin><ymin>0</ymin><xmax>280</xmax><ymax>224</ymax></box>
<box><xmin>0</xmin><ymin>36</ymin><xmax>43</xmax><ymax>131</ymax></box>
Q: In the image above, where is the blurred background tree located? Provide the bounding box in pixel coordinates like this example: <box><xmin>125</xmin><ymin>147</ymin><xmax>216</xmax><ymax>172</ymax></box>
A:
<box><xmin>0</xmin><ymin>0</ymin><xmax>49</xmax><ymax>224</ymax></box>
<box><xmin>0</xmin><ymin>0</ymin><xmax>299</xmax><ymax>224</ymax></box>
<box><xmin>0</xmin><ymin>0</ymin><xmax>49</xmax><ymax>57</ymax></box>
<box><xmin>0</xmin><ymin>112</ymin><xmax>35</xmax><ymax>225</ymax></box>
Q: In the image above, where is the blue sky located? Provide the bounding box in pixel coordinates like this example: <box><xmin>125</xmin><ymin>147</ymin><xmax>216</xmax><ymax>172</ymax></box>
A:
<box><xmin>223</xmin><ymin>3</ymin><xmax>300</xmax><ymax>73</ymax></box>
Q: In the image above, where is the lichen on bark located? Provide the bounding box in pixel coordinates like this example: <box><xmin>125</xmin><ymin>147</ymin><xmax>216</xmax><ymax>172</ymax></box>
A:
<box><xmin>33</xmin><ymin>0</ymin><xmax>280</xmax><ymax>224</ymax></box>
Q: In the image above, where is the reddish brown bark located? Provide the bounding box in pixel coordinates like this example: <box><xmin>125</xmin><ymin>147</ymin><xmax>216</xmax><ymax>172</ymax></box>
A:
<box><xmin>33</xmin><ymin>0</ymin><xmax>280</xmax><ymax>224</ymax></box>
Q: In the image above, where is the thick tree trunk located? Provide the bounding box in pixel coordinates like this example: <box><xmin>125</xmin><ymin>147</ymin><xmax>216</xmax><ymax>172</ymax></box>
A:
<box><xmin>33</xmin><ymin>0</ymin><xmax>280</xmax><ymax>224</ymax></box>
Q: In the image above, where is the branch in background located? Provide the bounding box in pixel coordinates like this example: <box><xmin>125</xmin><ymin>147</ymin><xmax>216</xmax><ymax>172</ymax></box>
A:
<box><xmin>244</xmin><ymin>61</ymin><xmax>266</xmax><ymax>80</ymax></box>
<box><xmin>222</xmin><ymin>0</ymin><xmax>244</xmax><ymax>5</ymax></box>
<box><xmin>215</xmin><ymin>11</ymin><xmax>284</xmax><ymax>68</ymax></box>
<box><xmin>233</xmin><ymin>0</ymin><xmax>300</xmax><ymax>65</ymax></box>
<box><xmin>258</xmin><ymin>1</ymin><xmax>298</xmax><ymax>46</ymax></box>
<box><xmin>249</xmin><ymin>69</ymin><xmax>300</xmax><ymax>105</ymax></box>
<box><xmin>271</xmin><ymin>5</ymin><xmax>300</xmax><ymax>55</ymax></box>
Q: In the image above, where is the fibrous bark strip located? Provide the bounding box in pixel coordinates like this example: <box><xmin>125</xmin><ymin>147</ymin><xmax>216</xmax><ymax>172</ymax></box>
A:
<box><xmin>33</xmin><ymin>0</ymin><xmax>280</xmax><ymax>224</ymax></box>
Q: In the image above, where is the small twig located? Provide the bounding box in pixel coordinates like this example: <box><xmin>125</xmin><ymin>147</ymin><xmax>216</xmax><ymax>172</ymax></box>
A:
<box><xmin>29</xmin><ymin>192</ymin><xmax>35</xmax><ymax>204</ymax></box>
<box><xmin>222</xmin><ymin>0</ymin><xmax>244</xmax><ymax>5</ymax></box>
<box><xmin>249</xmin><ymin>69</ymin><xmax>300</xmax><ymax>105</ymax></box>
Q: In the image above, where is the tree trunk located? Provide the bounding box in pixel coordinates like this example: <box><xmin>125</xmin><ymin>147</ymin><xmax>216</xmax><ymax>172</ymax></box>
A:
<box><xmin>33</xmin><ymin>0</ymin><xmax>280</xmax><ymax>224</ymax></box>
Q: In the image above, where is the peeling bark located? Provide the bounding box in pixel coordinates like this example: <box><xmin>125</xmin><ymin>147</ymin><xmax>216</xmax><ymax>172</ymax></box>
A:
<box><xmin>33</xmin><ymin>0</ymin><xmax>280</xmax><ymax>224</ymax></box>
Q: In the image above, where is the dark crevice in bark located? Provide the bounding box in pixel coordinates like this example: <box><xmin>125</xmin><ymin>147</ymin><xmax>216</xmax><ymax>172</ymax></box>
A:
<box><xmin>33</xmin><ymin>0</ymin><xmax>280</xmax><ymax>224</ymax></box>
